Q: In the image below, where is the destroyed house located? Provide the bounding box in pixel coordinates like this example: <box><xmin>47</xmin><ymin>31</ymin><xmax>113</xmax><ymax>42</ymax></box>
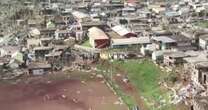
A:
<box><xmin>55</xmin><ymin>29</ymin><xmax>71</xmax><ymax>40</ymax></box>
<box><xmin>54</xmin><ymin>15</ymin><xmax>67</xmax><ymax>28</ymax></box>
<box><xmin>73</xmin><ymin>44</ymin><xmax>100</xmax><ymax>61</ymax></box>
<box><xmin>60</xmin><ymin>11</ymin><xmax>76</xmax><ymax>24</ymax></box>
<box><xmin>27</xmin><ymin>38</ymin><xmax>41</xmax><ymax>49</ymax></box>
<box><xmin>40</xmin><ymin>37</ymin><xmax>53</xmax><ymax>46</ymax></box>
<box><xmin>45</xmin><ymin>45</ymin><xmax>72</xmax><ymax>65</ymax></box>
<box><xmin>0</xmin><ymin>57</ymin><xmax>9</xmax><ymax>71</ymax></box>
<box><xmin>40</xmin><ymin>7</ymin><xmax>58</xmax><ymax>16</ymax></box>
<box><xmin>0</xmin><ymin>46</ymin><xmax>20</xmax><ymax>57</ymax></box>
<box><xmin>199</xmin><ymin>34</ymin><xmax>208</xmax><ymax>50</ymax></box>
<box><xmin>45</xmin><ymin>51</ymin><xmax>63</xmax><ymax>63</ymax></box>
<box><xmin>33</xmin><ymin>46</ymin><xmax>53</xmax><ymax>61</ymax></box>
<box><xmin>28</xmin><ymin>63</ymin><xmax>52</xmax><ymax>75</ymax></box>
<box><xmin>46</xmin><ymin>46</ymin><xmax>71</xmax><ymax>67</ymax></box>
<box><xmin>40</xmin><ymin>28</ymin><xmax>56</xmax><ymax>37</ymax></box>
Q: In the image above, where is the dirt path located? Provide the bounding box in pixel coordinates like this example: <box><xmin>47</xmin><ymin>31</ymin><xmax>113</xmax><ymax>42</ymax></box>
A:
<box><xmin>114</xmin><ymin>75</ymin><xmax>147</xmax><ymax>110</ymax></box>
<box><xmin>113</xmin><ymin>66</ymin><xmax>148</xmax><ymax>110</ymax></box>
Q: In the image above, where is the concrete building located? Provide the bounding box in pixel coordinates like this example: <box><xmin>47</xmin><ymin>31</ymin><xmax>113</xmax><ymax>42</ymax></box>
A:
<box><xmin>152</xmin><ymin>36</ymin><xmax>177</xmax><ymax>50</ymax></box>
<box><xmin>184</xmin><ymin>52</ymin><xmax>208</xmax><ymax>87</ymax></box>
<box><xmin>170</xmin><ymin>34</ymin><xmax>196</xmax><ymax>51</ymax></box>
<box><xmin>199</xmin><ymin>34</ymin><xmax>208</xmax><ymax>50</ymax></box>
<box><xmin>111</xmin><ymin>37</ymin><xmax>150</xmax><ymax>48</ymax></box>
<box><xmin>163</xmin><ymin>51</ymin><xmax>187</xmax><ymax>66</ymax></box>
<box><xmin>194</xmin><ymin>62</ymin><xmax>208</xmax><ymax>86</ymax></box>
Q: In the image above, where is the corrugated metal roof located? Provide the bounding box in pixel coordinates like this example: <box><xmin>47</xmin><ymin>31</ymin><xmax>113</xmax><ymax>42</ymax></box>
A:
<box><xmin>88</xmin><ymin>27</ymin><xmax>109</xmax><ymax>40</ymax></box>
<box><xmin>72</xmin><ymin>11</ymin><xmax>89</xmax><ymax>19</ymax></box>
<box><xmin>165</xmin><ymin>11</ymin><xmax>180</xmax><ymax>17</ymax></box>
<box><xmin>111</xmin><ymin>37</ymin><xmax>150</xmax><ymax>46</ymax></box>
<box><xmin>33</xmin><ymin>46</ymin><xmax>53</xmax><ymax>51</ymax></box>
<box><xmin>74</xmin><ymin>44</ymin><xmax>101</xmax><ymax>53</ymax></box>
<box><xmin>112</xmin><ymin>25</ymin><xmax>133</xmax><ymax>36</ymax></box>
<box><xmin>152</xmin><ymin>36</ymin><xmax>176</xmax><ymax>43</ymax></box>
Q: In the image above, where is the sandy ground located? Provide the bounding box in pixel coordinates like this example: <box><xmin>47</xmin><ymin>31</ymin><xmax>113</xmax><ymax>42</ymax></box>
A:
<box><xmin>0</xmin><ymin>72</ymin><xmax>127</xmax><ymax>110</ymax></box>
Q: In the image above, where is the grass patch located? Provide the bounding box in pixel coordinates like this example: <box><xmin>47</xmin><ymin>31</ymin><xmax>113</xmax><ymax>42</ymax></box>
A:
<box><xmin>113</xmin><ymin>59</ymin><xmax>175</xmax><ymax>110</ymax></box>
<box><xmin>81</xmin><ymin>39</ymin><xmax>92</xmax><ymax>47</ymax></box>
<box><xmin>194</xmin><ymin>20</ymin><xmax>208</xmax><ymax>28</ymax></box>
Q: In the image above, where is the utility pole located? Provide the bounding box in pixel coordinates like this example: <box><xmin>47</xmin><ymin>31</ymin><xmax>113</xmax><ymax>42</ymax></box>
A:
<box><xmin>49</xmin><ymin>0</ymin><xmax>51</xmax><ymax>8</ymax></box>
<box><xmin>110</xmin><ymin>60</ymin><xmax>113</xmax><ymax>81</ymax></box>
